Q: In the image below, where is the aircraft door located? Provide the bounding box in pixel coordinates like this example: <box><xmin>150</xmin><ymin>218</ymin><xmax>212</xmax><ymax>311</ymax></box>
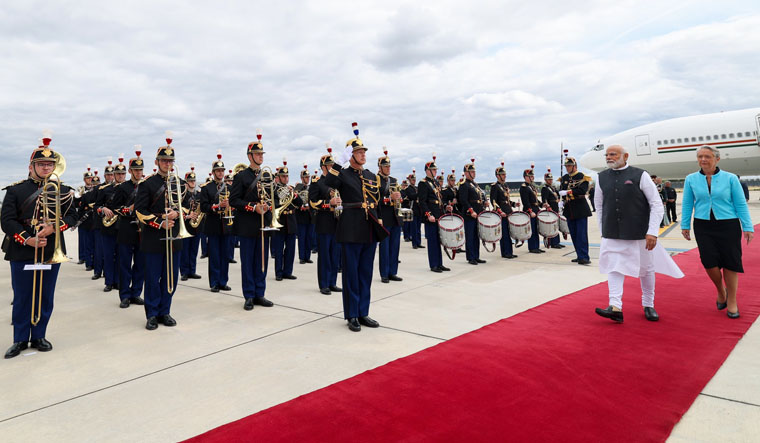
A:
<box><xmin>756</xmin><ymin>114</ymin><xmax>760</xmax><ymax>145</ymax></box>
<box><xmin>635</xmin><ymin>134</ymin><xmax>651</xmax><ymax>156</ymax></box>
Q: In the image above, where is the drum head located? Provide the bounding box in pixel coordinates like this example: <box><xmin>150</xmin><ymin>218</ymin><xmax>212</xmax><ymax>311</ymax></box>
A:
<box><xmin>507</xmin><ymin>211</ymin><xmax>530</xmax><ymax>225</ymax></box>
<box><xmin>477</xmin><ymin>211</ymin><xmax>501</xmax><ymax>227</ymax></box>
<box><xmin>537</xmin><ymin>210</ymin><xmax>559</xmax><ymax>223</ymax></box>
<box><xmin>439</xmin><ymin>214</ymin><xmax>464</xmax><ymax>229</ymax></box>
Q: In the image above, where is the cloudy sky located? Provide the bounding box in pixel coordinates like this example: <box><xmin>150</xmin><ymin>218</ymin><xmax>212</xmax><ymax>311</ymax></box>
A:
<box><xmin>1</xmin><ymin>0</ymin><xmax>759</xmax><ymax>192</ymax></box>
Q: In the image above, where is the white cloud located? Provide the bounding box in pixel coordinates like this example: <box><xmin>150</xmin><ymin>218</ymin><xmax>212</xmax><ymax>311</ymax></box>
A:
<box><xmin>1</xmin><ymin>0</ymin><xmax>759</xmax><ymax>196</ymax></box>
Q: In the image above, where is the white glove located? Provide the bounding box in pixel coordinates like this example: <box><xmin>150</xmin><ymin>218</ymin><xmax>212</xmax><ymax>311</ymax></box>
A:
<box><xmin>338</xmin><ymin>145</ymin><xmax>353</xmax><ymax>166</ymax></box>
<box><xmin>558</xmin><ymin>201</ymin><xmax>564</xmax><ymax>211</ymax></box>
<box><xmin>559</xmin><ymin>190</ymin><xmax>568</xmax><ymax>197</ymax></box>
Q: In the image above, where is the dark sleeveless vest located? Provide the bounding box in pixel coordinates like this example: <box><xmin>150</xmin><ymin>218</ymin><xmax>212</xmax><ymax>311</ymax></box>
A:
<box><xmin>597</xmin><ymin>166</ymin><xmax>649</xmax><ymax>240</ymax></box>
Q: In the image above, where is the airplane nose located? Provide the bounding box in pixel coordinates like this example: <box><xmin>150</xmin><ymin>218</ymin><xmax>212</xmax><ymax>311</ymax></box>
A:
<box><xmin>580</xmin><ymin>149</ymin><xmax>606</xmax><ymax>172</ymax></box>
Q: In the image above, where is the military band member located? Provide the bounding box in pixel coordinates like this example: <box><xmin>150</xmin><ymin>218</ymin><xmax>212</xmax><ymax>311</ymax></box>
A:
<box><xmin>310</xmin><ymin>148</ymin><xmax>342</xmax><ymax>295</ymax></box>
<box><xmin>324</xmin><ymin>123</ymin><xmax>385</xmax><ymax>332</ymax></box>
<box><xmin>418</xmin><ymin>156</ymin><xmax>450</xmax><ymax>272</ymax></box>
<box><xmin>3</xmin><ymin>137</ymin><xmax>78</xmax><ymax>358</ymax></box>
<box><xmin>134</xmin><ymin>141</ymin><xmax>184</xmax><ymax>330</ymax></box>
<box><xmin>91</xmin><ymin>162</ymin><xmax>116</xmax><ymax>281</ymax></box>
<box><xmin>180</xmin><ymin>167</ymin><xmax>202</xmax><ymax>281</ymax></box>
<box><xmin>441</xmin><ymin>170</ymin><xmax>459</xmax><ymax>214</ymax></box>
<box><xmin>541</xmin><ymin>170</ymin><xmax>563</xmax><ymax>249</ymax></box>
<box><xmin>559</xmin><ymin>157</ymin><xmax>592</xmax><ymax>265</ymax></box>
<box><xmin>199</xmin><ymin>174</ymin><xmax>211</xmax><ymax>259</ymax></box>
<box><xmin>401</xmin><ymin>179</ymin><xmax>411</xmax><ymax>242</ymax></box>
<box><xmin>229</xmin><ymin>132</ymin><xmax>275</xmax><ymax>311</ymax></box>
<box><xmin>295</xmin><ymin>165</ymin><xmax>313</xmax><ymax>264</ymax></box>
<box><xmin>76</xmin><ymin>167</ymin><xmax>95</xmax><ymax>267</ymax></box>
<box><xmin>490</xmin><ymin>163</ymin><xmax>517</xmax><ymax>259</ymax></box>
<box><xmin>459</xmin><ymin>159</ymin><xmax>486</xmax><ymax>265</ymax></box>
<box><xmin>98</xmin><ymin>157</ymin><xmax>127</xmax><ymax>292</ymax></box>
<box><xmin>271</xmin><ymin>162</ymin><xmax>302</xmax><ymax>281</ymax></box>
<box><xmin>406</xmin><ymin>171</ymin><xmax>423</xmax><ymax>249</ymax></box>
<box><xmin>520</xmin><ymin>168</ymin><xmax>545</xmax><ymax>253</ymax></box>
<box><xmin>109</xmin><ymin>151</ymin><xmax>146</xmax><ymax>308</ymax></box>
<box><xmin>200</xmin><ymin>154</ymin><xmax>232</xmax><ymax>293</ymax></box>
<box><xmin>224</xmin><ymin>171</ymin><xmax>237</xmax><ymax>264</ymax></box>
<box><xmin>377</xmin><ymin>149</ymin><xmax>404</xmax><ymax>282</ymax></box>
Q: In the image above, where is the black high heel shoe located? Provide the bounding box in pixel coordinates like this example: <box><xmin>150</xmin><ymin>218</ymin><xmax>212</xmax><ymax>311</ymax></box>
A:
<box><xmin>716</xmin><ymin>301</ymin><xmax>727</xmax><ymax>310</ymax></box>
<box><xmin>727</xmin><ymin>310</ymin><xmax>740</xmax><ymax>319</ymax></box>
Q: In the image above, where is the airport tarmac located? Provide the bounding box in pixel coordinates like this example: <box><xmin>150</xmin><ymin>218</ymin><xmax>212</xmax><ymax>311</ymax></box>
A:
<box><xmin>1</xmin><ymin>195</ymin><xmax>758</xmax><ymax>442</ymax></box>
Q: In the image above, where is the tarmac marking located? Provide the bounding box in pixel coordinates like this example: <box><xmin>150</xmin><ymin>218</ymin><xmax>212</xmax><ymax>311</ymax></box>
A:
<box><xmin>698</xmin><ymin>393</ymin><xmax>760</xmax><ymax>408</ymax></box>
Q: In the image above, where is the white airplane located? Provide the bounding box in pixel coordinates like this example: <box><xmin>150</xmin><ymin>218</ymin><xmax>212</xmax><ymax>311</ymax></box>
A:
<box><xmin>579</xmin><ymin>107</ymin><xmax>760</xmax><ymax>179</ymax></box>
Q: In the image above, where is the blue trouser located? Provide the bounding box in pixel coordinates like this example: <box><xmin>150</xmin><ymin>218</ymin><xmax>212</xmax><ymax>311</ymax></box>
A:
<box><xmin>199</xmin><ymin>232</ymin><xmax>208</xmax><ymax>256</ymax></box>
<box><xmin>239</xmin><ymin>235</ymin><xmax>269</xmax><ymax>299</ymax></box>
<box><xmin>548</xmin><ymin>234</ymin><xmax>560</xmax><ymax>247</ymax></box>
<box><xmin>499</xmin><ymin>218</ymin><xmax>514</xmax><ymax>257</ymax></box>
<box><xmin>341</xmin><ymin>242</ymin><xmax>377</xmax><ymax>319</ymax></box>
<box><xmin>402</xmin><ymin>220</ymin><xmax>410</xmax><ymax>240</ymax></box>
<box><xmin>411</xmin><ymin>215</ymin><xmax>422</xmax><ymax>247</ymax></box>
<box><xmin>93</xmin><ymin>229</ymin><xmax>104</xmax><ymax>275</ymax></box>
<box><xmin>528</xmin><ymin>217</ymin><xmax>540</xmax><ymax>250</ymax></box>
<box><xmin>297</xmin><ymin>223</ymin><xmax>312</xmax><ymax>261</ymax></box>
<box><xmin>228</xmin><ymin>235</ymin><xmax>236</xmax><ymax>261</ymax></box>
<box><xmin>78</xmin><ymin>227</ymin><xmax>85</xmax><ymax>261</ymax></box>
<box><xmin>143</xmin><ymin>251</ymin><xmax>180</xmax><ymax>319</ymax></box>
<box><xmin>207</xmin><ymin>234</ymin><xmax>230</xmax><ymax>288</ymax></box>
<box><xmin>317</xmin><ymin>233</ymin><xmax>340</xmax><ymax>289</ymax></box>
<box><xmin>118</xmin><ymin>243</ymin><xmax>144</xmax><ymax>301</ymax></box>
<box><xmin>310</xmin><ymin>224</ymin><xmax>317</xmax><ymax>252</ymax></box>
<box><xmin>568</xmin><ymin>217</ymin><xmax>590</xmax><ymax>260</ymax></box>
<box><xmin>101</xmin><ymin>233</ymin><xmax>118</xmax><ymax>285</ymax></box>
<box><xmin>81</xmin><ymin>229</ymin><xmax>95</xmax><ymax>267</ymax></box>
<box><xmin>10</xmin><ymin>262</ymin><xmax>60</xmax><ymax>343</ymax></box>
<box><xmin>464</xmin><ymin>217</ymin><xmax>480</xmax><ymax>261</ymax></box>
<box><xmin>180</xmin><ymin>235</ymin><xmax>200</xmax><ymax>277</ymax></box>
<box><xmin>424</xmin><ymin>222</ymin><xmax>443</xmax><ymax>269</ymax></box>
<box><xmin>272</xmin><ymin>231</ymin><xmax>296</xmax><ymax>278</ymax></box>
<box><xmin>378</xmin><ymin>225</ymin><xmax>401</xmax><ymax>278</ymax></box>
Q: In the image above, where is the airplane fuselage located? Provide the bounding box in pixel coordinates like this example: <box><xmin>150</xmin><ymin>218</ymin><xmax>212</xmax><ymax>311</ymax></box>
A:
<box><xmin>580</xmin><ymin>108</ymin><xmax>760</xmax><ymax>179</ymax></box>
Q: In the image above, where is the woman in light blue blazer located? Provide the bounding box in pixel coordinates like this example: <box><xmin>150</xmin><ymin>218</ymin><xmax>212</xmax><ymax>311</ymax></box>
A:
<box><xmin>681</xmin><ymin>145</ymin><xmax>754</xmax><ymax>318</ymax></box>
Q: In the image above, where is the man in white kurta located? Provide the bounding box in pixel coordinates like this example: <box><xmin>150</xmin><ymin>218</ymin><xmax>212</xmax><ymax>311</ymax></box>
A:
<box><xmin>593</xmin><ymin>145</ymin><xmax>684</xmax><ymax>323</ymax></box>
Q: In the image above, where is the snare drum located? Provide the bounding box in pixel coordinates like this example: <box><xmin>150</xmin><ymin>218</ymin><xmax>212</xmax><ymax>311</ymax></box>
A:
<box><xmin>559</xmin><ymin>215</ymin><xmax>569</xmax><ymax>235</ymax></box>
<box><xmin>477</xmin><ymin>209</ymin><xmax>502</xmax><ymax>240</ymax></box>
<box><xmin>438</xmin><ymin>213</ymin><xmax>465</xmax><ymax>252</ymax></box>
<box><xmin>507</xmin><ymin>211</ymin><xmax>532</xmax><ymax>241</ymax></box>
<box><xmin>537</xmin><ymin>210</ymin><xmax>559</xmax><ymax>238</ymax></box>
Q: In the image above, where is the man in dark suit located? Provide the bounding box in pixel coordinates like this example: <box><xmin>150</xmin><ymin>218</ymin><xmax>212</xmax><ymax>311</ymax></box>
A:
<box><xmin>541</xmin><ymin>171</ymin><xmax>563</xmax><ymax>249</ymax></box>
<box><xmin>490</xmin><ymin>163</ymin><xmax>517</xmax><ymax>258</ymax></box>
<box><xmin>271</xmin><ymin>162</ymin><xmax>302</xmax><ymax>281</ymax></box>
<box><xmin>418</xmin><ymin>156</ymin><xmax>449</xmax><ymax>272</ymax></box>
<box><xmin>376</xmin><ymin>149</ymin><xmax>404</xmax><ymax>282</ymax></box>
<box><xmin>309</xmin><ymin>149</ymin><xmax>342</xmax><ymax>295</ymax></box>
<box><xmin>294</xmin><ymin>165</ymin><xmax>313</xmax><ymax>264</ymax></box>
<box><xmin>200</xmin><ymin>155</ymin><xmax>232</xmax><ymax>293</ymax></box>
<box><xmin>458</xmin><ymin>159</ymin><xmax>486</xmax><ymax>264</ymax></box>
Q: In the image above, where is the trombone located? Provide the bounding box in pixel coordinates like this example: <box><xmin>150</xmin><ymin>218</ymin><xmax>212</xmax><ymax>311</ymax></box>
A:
<box><xmin>29</xmin><ymin>155</ymin><xmax>69</xmax><ymax>326</ymax></box>
<box><xmin>161</xmin><ymin>170</ymin><xmax>193</xmax><ymax>293</ymax></box>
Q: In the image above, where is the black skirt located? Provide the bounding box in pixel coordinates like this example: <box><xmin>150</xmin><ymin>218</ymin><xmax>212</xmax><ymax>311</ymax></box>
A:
<box><xmin>693</xmin><ymin>217</ymin><xmax>743</xmax><ymax>273</ymax></box>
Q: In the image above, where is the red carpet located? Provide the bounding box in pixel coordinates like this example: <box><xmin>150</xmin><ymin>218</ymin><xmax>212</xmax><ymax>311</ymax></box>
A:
<box><xmin>187</xmin><ymin>240</ymin><xmax>760</xmax><ymax>443</ymax></box>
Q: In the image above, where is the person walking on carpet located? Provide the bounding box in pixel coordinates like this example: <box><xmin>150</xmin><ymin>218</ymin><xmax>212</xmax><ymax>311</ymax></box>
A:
<box><xmin>680</xmin><ymin>145</ymin><xmax>753</xmax><ymax>319</ymax></box>
<box><xmin>593</xmin><ymin>145</ymin><xmax>684</xmax><ymax>323</ymax></box>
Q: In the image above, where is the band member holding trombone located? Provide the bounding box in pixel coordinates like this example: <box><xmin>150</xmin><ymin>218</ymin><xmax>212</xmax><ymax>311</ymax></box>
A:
<box><xmin>134</xmin><ymin>141</ymin><xmax>185</xmax><ymax>330</ymax></box>
<box><xmin>419</xmin><ymin>155</ymin><xmax>449</xmax><ymax>273</ymax></box>
<box><xmin>3</xmin><ymin>137</ymin><xmax>77</xmax><ymax>358</ymax></box>
<box><xmin>109</xmin><ymin>150</ymin><xmax>146</xmax><ymax>308</ymax></box>
<box><xmin>229</xmin><ymin>132</ymin><xmax>275</xmax><ymax>311</ymax></box>
<box><xmin>200</xmin><ymin>155</ymin><xmax>232</xmax><ymax>293</ymax></box>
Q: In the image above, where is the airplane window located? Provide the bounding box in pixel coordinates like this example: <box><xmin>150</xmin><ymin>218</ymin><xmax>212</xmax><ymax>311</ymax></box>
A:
<box><xmin>706</xmin><ymin>136</ymin><xmax>711</xmax><ymax>141</ymax></box>
<box><xmin>691</xmin><ymin>137</ymin><xmax>697</xmax><ymax>142</ymax></box>
<box><xmin>746</xmin><ymin>132</ymin><xmax>751</xmax><ymax>137</ymax></box>
<box><xmin>670</xmin><ymin>139</ymin><xmax>675</xmax><ymax>144</ymax></box>
<box><xmin>663</xmin><ymin>140</ymin><xmax>668</xmax><ymax>145</ymax></box>
<box><xmin>713</xmin><ymin>135</ymin><xmax>718</xmax><ymax>140</ymax></box>
<box><xmin>721</xmin><ymin>134</ymin><xmax>727</xmax><ymax>139</ymax></box>
<box><xmin>699</xmin><ymin>136</ymin><xmax>704</xmax><ymax>141</ymax></box>
<box><xmin>657</xmin><ymin>140</ymin><xmax>661</xmax><ymax>145</ymax></box>
<box><xmin>729</xmin><ymin>133</ymin><xmax>734</xmax><ymax>138</ymax></box>
<box><xmin>677</xmin><ymin>138</ymin><xmax>682</xmax><ymax>143</ymax></box>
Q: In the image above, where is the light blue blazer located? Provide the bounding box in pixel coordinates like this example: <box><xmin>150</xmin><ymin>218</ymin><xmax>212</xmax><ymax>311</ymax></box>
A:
<box><xmin>681</xmin><ymin>168</ymin><xmax>753</xmax><ymax>232</ymax></box>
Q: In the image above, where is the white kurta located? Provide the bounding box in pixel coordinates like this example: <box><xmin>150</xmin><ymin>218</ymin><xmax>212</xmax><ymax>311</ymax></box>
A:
<box><xmin>594</xmin><ymin>165</ymin><xmax>684</xmax><ymax>279</ymax></box>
